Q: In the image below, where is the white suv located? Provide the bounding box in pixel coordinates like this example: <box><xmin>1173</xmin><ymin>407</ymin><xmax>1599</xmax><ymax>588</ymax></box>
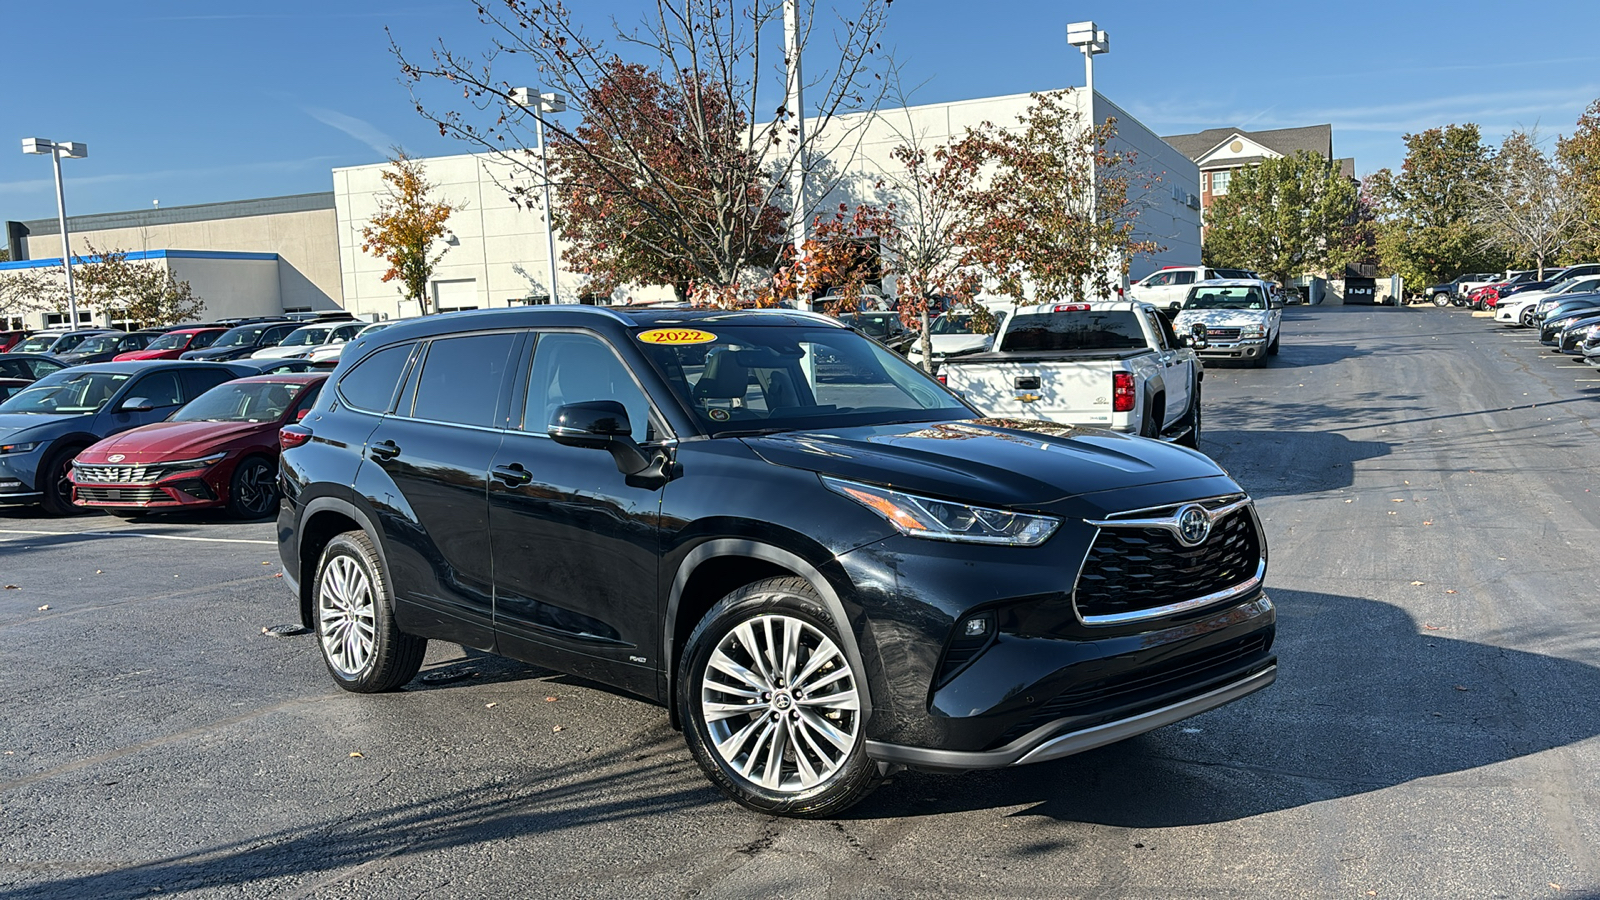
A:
<box><xmin>1130</xmin><ymin>266</ymin><xmax>1258</xmax><ymax>312</ymax></box>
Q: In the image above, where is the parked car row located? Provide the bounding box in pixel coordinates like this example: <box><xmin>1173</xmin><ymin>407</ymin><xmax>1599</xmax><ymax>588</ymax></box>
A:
<box><xmin>1479</xmin><ymin>282</ymin><xmax>1600</xmax><ymax>366</ymax></box>
<box><xmin>0</xmin><ymin>358</ymin><xmax>325</xmax><ymax>517</ymax></box>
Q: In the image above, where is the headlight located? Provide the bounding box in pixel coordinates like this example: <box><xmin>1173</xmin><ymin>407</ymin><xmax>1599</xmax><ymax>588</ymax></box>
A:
<box><xmin>1239</xmin><ymin>324</ymin><xmax>1266</xmax><ymax>338</ymax></box>
<box><xmin>165</xmin><ymin>452</ymin><xmax>228</xmax><ymax>469</ymax></box>
<box><xmin>822</xmin><ymin>476</ymin><xmax>1060</xmax><ymax>546</ymax></box>
<box><xmin>1586</xmin><ymin>324</ymin><xmax>1600</xmax><ymax>337</ymax></box>
<box><xmin>0</xmin><ymin>442</ymin><xmax>39</xmax><ymax>455</ymax></box>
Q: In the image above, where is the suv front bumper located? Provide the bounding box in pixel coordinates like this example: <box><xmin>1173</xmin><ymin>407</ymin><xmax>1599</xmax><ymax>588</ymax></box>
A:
<box><xmin>1197</xmin><ymin>338</ymin><xmax>1267</xmax><ymax>360</ymax></box>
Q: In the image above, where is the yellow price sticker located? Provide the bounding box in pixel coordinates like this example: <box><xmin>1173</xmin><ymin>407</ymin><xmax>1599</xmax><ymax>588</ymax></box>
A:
<box><xmin>637</xmin><ymin>328</ymin><xmax>717</xmax><ymax>345</ymax></box>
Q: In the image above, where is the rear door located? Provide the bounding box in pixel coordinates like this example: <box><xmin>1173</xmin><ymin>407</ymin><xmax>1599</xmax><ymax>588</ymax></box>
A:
<box><xmin>360</xmin><ymin>331</ymin><xmax>519</xmax><ymax>649</ymax></box>
<box><xmin>487</xmin><ymin>330</ymin><xmax>668</xmax><ymax>696</ymax></box>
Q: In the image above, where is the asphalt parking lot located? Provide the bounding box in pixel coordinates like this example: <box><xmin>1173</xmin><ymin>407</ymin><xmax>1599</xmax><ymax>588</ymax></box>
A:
<box><xmin>2</xmin><ymin>304</ymin><xmax>1598</xmax><ymax>899</ymax></box>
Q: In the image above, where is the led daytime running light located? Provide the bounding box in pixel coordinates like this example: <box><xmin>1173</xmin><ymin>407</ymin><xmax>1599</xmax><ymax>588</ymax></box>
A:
<box><xmin>822</xmin><ymin>477</ymin><xmax>1060</xmax><ymax>546</ymax></box>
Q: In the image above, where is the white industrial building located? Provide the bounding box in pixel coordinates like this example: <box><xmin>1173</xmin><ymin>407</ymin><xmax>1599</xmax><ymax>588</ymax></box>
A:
<box><xmin>3</xmin><ymin>88</ymin><xmax>1199</xmax><ymax>328</ymax></box>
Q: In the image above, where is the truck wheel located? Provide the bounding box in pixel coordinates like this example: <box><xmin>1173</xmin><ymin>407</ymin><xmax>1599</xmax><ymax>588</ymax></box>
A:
<box><xmin>1433</xmin><ymin>293</ymin><xmax>1451</xmax><ymax>307</ymax></box>
<box><xmin>1267</xmin><ymin>332</ymin><xmax>1280</xmax><ymax>356</ymax></box>
<box><xmin>678</xmin><ymin>577</ymin><xmax>881</xmax><ymax>817</ymax></box>
<box><xmin>1177</xmin><ymin>388</ymin><xmax>1202</xmax><ymax>449</ymax></box>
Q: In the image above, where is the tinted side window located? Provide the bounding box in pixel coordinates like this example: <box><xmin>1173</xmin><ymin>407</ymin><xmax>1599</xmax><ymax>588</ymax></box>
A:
<box><xmin>337</xmin><ymin>344</ymin><xmax>415</xmax><ymax>413</ymax></box>
<box><xmin>409</xmin><ymin>333</ymin><xmax>517</xmax><ymax>428</ymax></box>
<box><xmin>179</xmin><ymin>369</ymin><xmax>234</xmax><ymax>401</ymax></box>
<box><xmin>129</xmin><ymin>372</ymin><xmax>182</xmax><ymax>408</ymax></box>
<box><xmin>1173</xmin><ymin>271</ymin><xmax>1196</xmax><ymax>285</ymax></box>
<box><xmin>264</xmin><ymin>325</ymin><xmax>298</xmax><ymax>344</ymax></box>
<box><xmin>524</xmin><ymin>332</ymin><xmax>654</xmax><ymax>442</ymax></box>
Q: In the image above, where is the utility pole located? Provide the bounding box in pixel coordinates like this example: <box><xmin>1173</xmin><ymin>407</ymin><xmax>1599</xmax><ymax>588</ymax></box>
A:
<box><xmin>784</xmin><ymin>0</ymin><xmax>808</xmax><ymax>306</ymax></box>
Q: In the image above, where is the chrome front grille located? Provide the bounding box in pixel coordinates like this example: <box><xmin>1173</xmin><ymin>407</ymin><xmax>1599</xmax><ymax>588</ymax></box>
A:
<box><xmin>1075</xmin><ymin>497</ymin><xmax>1264</xmax><ymax>625</ymax></box>
<box><xmin>1205</xmin><ymin>327</ymin><xmax>1242</xmax><ymax>340</ymax></box>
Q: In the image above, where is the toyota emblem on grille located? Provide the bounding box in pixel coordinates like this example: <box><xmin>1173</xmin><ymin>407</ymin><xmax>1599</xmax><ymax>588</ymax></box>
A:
<box><xmin>107</xmin><ymin>454</ymin><xmax>125</xmax><ymax>463</ymax></box>
<box><xmin>1176</xmin><ymin>505</ymin><xmax>1211</xmax><ymax>547</ymax></box>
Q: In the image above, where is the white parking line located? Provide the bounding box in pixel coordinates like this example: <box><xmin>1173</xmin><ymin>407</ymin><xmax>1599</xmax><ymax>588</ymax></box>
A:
<box><xmin>0</xmin><ymin>528</ymin><xmax>275</xmax><ymax>546</ymax></box>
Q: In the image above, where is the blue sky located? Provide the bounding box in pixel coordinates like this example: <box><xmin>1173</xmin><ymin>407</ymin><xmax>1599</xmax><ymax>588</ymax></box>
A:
<box><xmin>3</xmin><ymin>0</ymin><xmax>1598</xmax><ymax>223</ymax></box>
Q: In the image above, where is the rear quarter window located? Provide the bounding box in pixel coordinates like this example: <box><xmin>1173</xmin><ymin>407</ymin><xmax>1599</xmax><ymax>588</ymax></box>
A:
<box><xmin>336</xmin><ymin>343</ymin><xmax>416</xmax><ymax>413</ymax></box>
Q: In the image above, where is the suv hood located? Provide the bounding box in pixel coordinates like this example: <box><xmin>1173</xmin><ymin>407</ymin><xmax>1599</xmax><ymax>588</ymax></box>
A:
<box><xmin>1173</xmin><ymin>309</ymin><xmax>1268</xmax><ymax>329</ymax></box>
<box><xmin>742</xmin><ymin>419</ymin><xmax>1234</xmax><ymax>516</ymax></box>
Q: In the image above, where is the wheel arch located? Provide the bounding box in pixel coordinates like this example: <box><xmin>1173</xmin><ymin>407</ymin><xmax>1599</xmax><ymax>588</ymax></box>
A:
<box><xmin>664</xmin><ymin>539</ymin><xmax>874</xmax><ymax>731</ymax></box>
<box><xmin>294</xmin><ymin>495</ymin><xmax>389</xmax><ymax>630</ymax></box>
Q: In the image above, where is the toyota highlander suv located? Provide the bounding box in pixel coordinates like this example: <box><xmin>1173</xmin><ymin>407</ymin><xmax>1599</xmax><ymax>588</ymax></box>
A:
<box><xmin>277</xmin><ymin>306</ymin><xmax>1276</xmax><ymax>817</ymax></box>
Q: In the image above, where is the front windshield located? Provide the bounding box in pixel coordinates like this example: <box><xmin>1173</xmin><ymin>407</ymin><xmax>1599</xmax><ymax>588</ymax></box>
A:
<box><xmin>71</xmin><ymin>335</ymin><xmax>122</xmax><ymax>354</ymax></box>
<box><xmin>0</xmin><ymin>372</ymin><xmax>130</xmax><ymax>415</ymax></box>
<box><xmin>173</xmin><ymin>381</ymin><xmax>314</xmax><ymax>423</ymax></box>
<box><xmin>281</xmin><ymin>327</ymin><xmax>331</xmax><ymax>347</ymax></box>
<box><xmin>145</xmin><ymin>332</ymin><xmax>191</xmax><ymax>351</ymax></box>
<box><xmin>1185</xmin><ymin>287</ymin><xmax>1266</xmax><ymax>310</ymax></box>
<box><xmin>213</xmin><ymin>326</ymin><xmax>267</xmax><ymax>347</ymax></box>
<box><xmin>636</xmin><ymin>324</ymin><xmax>970</xmax><ymax>437</ymax></box>
<box><xmin>931</xmin><ymin>313</ymin><xmax>976</xmax><ymax>335</ymax></box>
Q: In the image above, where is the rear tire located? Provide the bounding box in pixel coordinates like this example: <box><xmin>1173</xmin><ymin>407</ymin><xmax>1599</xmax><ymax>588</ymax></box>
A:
<box><xmin>678</xmin><ymin>576</ymin><xmax>881</xmax><ymax>817</ymax></box>
<box><xmin>1433</xmin><ymin>293</ymin><xmax>1451</xmax><ymax>307</ymax></box>
<box><xmin>1177</xmin><ymin>388</ymin><xmax>1202</xmax><ymax>450</ymax></box>
<box><xmin>39</xmin><ymin>444</ymin><xmax>84</xmax><ymax>517</ymax></box>
<box><xmin>1139</xmin><ymin>397</ymin><xmax>1162</xmax><ymax>438</ymax></box>
<box><xmin>313</xmin><ymin>530</ymin><xmax>426</xmax><ymax>693</ymax></box>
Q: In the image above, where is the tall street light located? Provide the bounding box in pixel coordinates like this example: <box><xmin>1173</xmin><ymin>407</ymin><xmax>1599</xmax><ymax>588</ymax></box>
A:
<box><xmin>21</xmin><ymin>138</ymin><xmax>89</xmax><ymax>326</ymax></box>
<box><xmin>784</xmin><ymin>0</ymin><xmax>807</xmax><ymax>288</ymax></box>
<box><xmin>510</xmin><ymin>87</ymin><xmax>567</xmax><ymax>305</ymax></box>
<box><xmin>1066</xmin><ymin>22</ymin><xmax>1109</xmax><ymax>297</ymax></box>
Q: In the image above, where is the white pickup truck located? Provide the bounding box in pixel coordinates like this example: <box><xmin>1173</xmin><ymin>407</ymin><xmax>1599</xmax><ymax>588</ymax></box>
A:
<box><xmin>940</xmin><ymin>300</ymin><xmax>1207</xmax><ymax>447</ymax></box>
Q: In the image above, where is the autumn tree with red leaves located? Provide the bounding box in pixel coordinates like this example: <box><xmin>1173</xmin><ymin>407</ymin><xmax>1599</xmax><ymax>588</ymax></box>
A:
<box><xmin>359</xmin><ymin>150</ymin><xmax>456</xmax><ymax>314</ymax></box>
<box><xmin>943</xmin><ymin>91</ymin><xmax>1159</xmax><ymax>305</ymax></box>
<box><xmin>393</xmin><ymin>0</ymin><xmax>892</xmax><ymax>304</ymax></box>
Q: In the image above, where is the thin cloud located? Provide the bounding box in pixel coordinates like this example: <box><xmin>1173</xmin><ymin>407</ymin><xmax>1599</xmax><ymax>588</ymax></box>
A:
<box><xmin>304</xmin><ymin>107</ymin><xmax>396</xmax><ymax>157</ymax></box>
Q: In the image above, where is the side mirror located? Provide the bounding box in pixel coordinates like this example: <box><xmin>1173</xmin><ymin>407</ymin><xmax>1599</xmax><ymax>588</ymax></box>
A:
<box><xmin>119</xmin><ymin>398</ymin><xmax>156</xmax><ymax>413</ymax></box>
<box><xmin>1185</xmin><ymin>323</ymin><xmax>1209</xmax><ymax>351</ymax></box>
<box><xmin>549</xmin><ymin>400</ymin><xmax>651</xmax><ymax>475</ymax></box>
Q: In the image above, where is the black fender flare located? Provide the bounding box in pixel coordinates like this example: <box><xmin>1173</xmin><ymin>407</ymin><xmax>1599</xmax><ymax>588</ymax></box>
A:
<box><xmin>664</xmin><ymin>539</ymin><xmax>875</xmax><ymax>727</ymax></box>
<box><xmin>294</xmin><ymin>493</ymin><xmax>390</xmax><ymax>630</ymax></box>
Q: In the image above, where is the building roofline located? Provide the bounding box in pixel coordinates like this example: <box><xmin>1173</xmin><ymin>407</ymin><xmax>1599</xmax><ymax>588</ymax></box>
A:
<box><xmin>11</xmin><ymin>192</ymin><xmax>334</xmax><ymax>239</ymax></box>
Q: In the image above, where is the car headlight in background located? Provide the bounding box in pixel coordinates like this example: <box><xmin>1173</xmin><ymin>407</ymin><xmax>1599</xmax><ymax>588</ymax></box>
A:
<box><xmin>165</xmin><ymin>452</ymin><xmax>228</xmax><ymax>470</ymax></box>
<box><xmin>1239</xmin><ymin>325</ymin><xmax>1266</xmax><ymax>339</ymax></box>
<box><xmin>822</xmin><ymin>476</ymin><xmax>1060</xmax><ymax>546</ymax></box>
<box><xmin>0</xmin><ymin>442</ymin><xmax>40</xmax><ymax>455</ymax></box>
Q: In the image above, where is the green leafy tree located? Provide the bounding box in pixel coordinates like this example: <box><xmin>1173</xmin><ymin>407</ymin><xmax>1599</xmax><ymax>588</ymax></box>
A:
<box><xmin>75</xmin><ymin>244</ymin><xmax>205</xmax><ymax>327</ymax></box>
<box><xmin>360</xmin><ymin>150</ymin><xmax>455</xmax><ymax>314</ymax></box>
<box><xmin>1557</xmin><ymin>99</ymin><xmax>1600</xmax><ymax>262</ymax></box>
<box><xmin>943</xmin><ymin>91</ymin><xmax>1159</xmax><ymax>305</ymax></box>
<box><xmin>1200</xmin><ymin>150</ymin><xmax>1362</xmax><ymax>285</ymax></box>
<box><xmin>1368</xmin><ymin>124</ymin><xmax>1504</xmax><ymax>292</ymax></box>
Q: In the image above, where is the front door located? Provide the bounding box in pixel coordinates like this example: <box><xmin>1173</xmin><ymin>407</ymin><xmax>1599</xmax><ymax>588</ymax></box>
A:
<box><xmin>488</xmin><ymin>331</ymin><xmax>668</xmax><ymax>698</ymax></box>
<box><xmin>362</xmin><ymin>331</ymin><xmax>519</xmax><ymax>649</ymax></box>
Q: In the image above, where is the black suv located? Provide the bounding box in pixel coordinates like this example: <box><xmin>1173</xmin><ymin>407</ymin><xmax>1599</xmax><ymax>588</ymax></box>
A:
<box><xmin>277</xmin><ymin>307</ymin><xmax>1276</xmax><ymax>816</ymax></box>
<box><xmin>181</xmin><ymin>321</ymin><xmax>302</xmax><ymax>361</ymax></box>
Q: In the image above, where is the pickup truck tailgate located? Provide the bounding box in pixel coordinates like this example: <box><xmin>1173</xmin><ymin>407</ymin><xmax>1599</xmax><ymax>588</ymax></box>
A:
<box><xmin>944</xmin><ymin>360</ymin><xmax>1119</xmax><ymax>426</ymax></box>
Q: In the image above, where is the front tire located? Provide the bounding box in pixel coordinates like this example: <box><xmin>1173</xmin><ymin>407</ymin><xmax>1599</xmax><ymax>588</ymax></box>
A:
<box><xmin>1433</xmin><ymin>293</ymin><xmax>1451</xmax><ymax>307</ymax></box>
<box><xmin>1267</xmin><ymin>331</ymin><xmax>1280</xmax><ymax>356</ymax></box>
<box><xmin>1521</xmin><ymin>309</ymin><xmax>1536</xmax><ymax>328</ymax></box>
<box><xmin>678</xmin><ymin>576</ymin><xmax>881</xmax><ymax>817</ymax></box>
<box><xmin>38</xmin><ymin>445</ymin><xmax>84</xmax><ymax>517</ymax></box>
<box><xmin>313</xmin><ymin>530</ymin><xmax>426</xmax><ymax>693</ymax></box>
<box><xmin>226</xmin><ymin>455</ymin><xmax>279</xmax><ymax>519</ymax></box>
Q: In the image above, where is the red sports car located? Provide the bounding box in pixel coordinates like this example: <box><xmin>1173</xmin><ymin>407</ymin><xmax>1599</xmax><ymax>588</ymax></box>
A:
<box><xmin>112</xmin><ymin>327</ymin><xmax>228</xmax><ymax>361</ymax></box>
<box><xmin>71</xmin><ymin>373</ymin><xmax>326</xmax><ymax>518</ymax></box>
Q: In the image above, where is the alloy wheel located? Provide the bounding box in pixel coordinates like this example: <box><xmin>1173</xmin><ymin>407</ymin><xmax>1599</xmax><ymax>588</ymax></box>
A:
<box><xmin>699</xmin><ymin>614</ymin><xmax>861</xmax><ymax>793</ymax></box>
<box><xmin>234</xmin><ymin>460</ymin><xmax>276</xmax><ymax>516</ymax></box>
<box><xmin>318</xmin><ymin>555</ymin><xmax>377</xmax><ymax>677</ymax></box>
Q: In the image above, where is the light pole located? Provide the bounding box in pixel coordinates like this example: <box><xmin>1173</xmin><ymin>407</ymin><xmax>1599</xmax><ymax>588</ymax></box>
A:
<box><xmin>784</xmin><ymin>0</ymin><xmax>807</xmax><ymax>277</ymax></box>
<box><xmin>1066</xmin><ymin>22</ymin><xmax>1109</xmax><ymax>298</ymax></box>
<box><xmin>21</xmin><ymin>138</ymin><xmax>89</xmax><ymax>326</ymax></box>
<box><xmin>510</xmin><ymin>87</ymin><xmax>568</xmax><ymax>305</ymax></box>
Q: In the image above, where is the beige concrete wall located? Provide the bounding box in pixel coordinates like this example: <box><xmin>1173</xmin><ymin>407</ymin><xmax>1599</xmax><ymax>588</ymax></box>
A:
<box><xmin>22</xmin><ymin>208</ymin><xmax>342</xmax><ymax>308</ymax></box>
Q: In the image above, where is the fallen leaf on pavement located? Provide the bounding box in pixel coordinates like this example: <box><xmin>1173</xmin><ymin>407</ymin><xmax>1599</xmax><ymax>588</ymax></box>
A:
<box><xmin>1423</xmin><ymin>624</ymin><xmax>1446</xmax><ymax>630</ymax></box>
<box><xmin>36</xmin><ymin>605</ymin><xmax>49</xmax><ymax>611</ymax></box>
<box><xmin>1422</xmin><ymin>521</ymin><xmax>1433</xmax><ymax>526</ymax></box>
<box><xmin>1391</xmin><ymin>499</ymin><xmax>1406</xmax><ymax>503</ymax></box>
<box><xmin>261</xmin><ymin>561</ymin><xmax>272</xmax><ymax>566</ymax></box>
<box><xmin>272</xmin><ymin>573</ymin><xmax>283</xmax><ymax>578</ymax></box>
<box><xmin>1446</xmin><ymin>589</ymin><xmax>1458</xmax><ymax>594</ymax></box>
<box><xmin>552</xmin><ymin>725</ymin><xmax>564</xmax><ymax>733</ymax></box>
<box><xmin>349</xmin><ymin>752</ymin><xmax>364</xmax><ymax>758</ymax></box>
<box><xmin>1411</xmin><ymin>581</ymin><xmax>1425</xmax><ymax>586</ymax></box>
<box><xmin>4</xmin><ymin>585</ymin><xmax>18</xmax><ymax>590</ymax></box>
<box><xmin>1454</xmin><ymin>685</ymin><xmax>1469</xmax><ymax>691</ymax></box>
<box><xmin>95</xmin><ymin>570</ymin><xmax>103</xmax><ymax>575</ymax></box>
<box><xmin>545</xmin><ymin>697</ymin><xmax>558</xmax><ymax>702</ymax></box>
<box><xmin>485</xmin><ymin>702</ymin><xmax>498</xmax><ymax>708</ymax></box>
